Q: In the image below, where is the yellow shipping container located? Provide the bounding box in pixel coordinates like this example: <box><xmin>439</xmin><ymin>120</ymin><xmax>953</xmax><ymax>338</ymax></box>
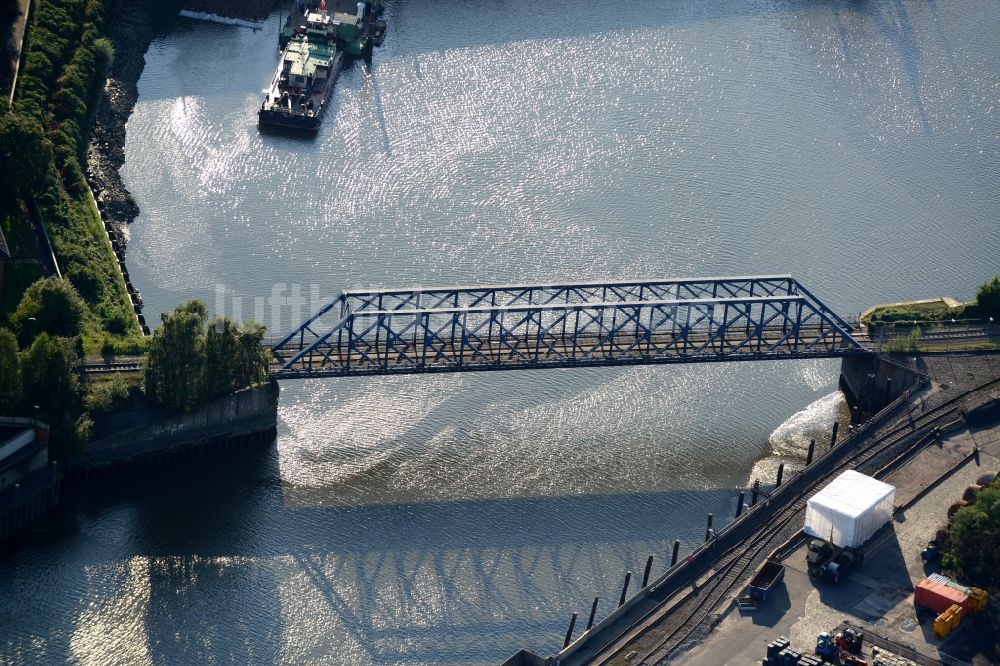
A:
<box><xmin>948</xmin><ymin>603</ymin><xmax>964</xmax><ymax>629</ymax></box>
<box><xmin>968</xmin><ymin>588</ymin><xmax>988</xmax><ymax>613</ymax></box>
<box><xmin>934</xmin><ymin>612</ymin><xmax>952</xmax><ymax>638</ymax></box>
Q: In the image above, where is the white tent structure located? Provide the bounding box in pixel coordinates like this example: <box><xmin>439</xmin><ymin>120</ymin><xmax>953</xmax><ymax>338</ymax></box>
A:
<box><xmin>804</xmin><ymin>470</ymin><xmax>896</xmax><ymax>548</ymax></box>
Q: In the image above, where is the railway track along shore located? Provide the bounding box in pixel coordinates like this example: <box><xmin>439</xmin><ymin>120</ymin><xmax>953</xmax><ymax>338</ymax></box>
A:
<box><xmin>572</xmin><ymin>372</ymin><xmax>1000</xmax><ymax>666</ymax></box>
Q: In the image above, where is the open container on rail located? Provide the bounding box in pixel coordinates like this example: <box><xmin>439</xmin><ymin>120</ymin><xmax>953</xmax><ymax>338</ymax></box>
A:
<box><xmin>803</xmin><ymin>470</ymin><xmax>895</xmax><ymax>582</ymax></box>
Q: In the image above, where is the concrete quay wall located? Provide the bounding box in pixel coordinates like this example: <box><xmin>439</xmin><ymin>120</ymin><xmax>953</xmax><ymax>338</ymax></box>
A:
<box><xmin>840</xmin><ymin>354</ymin><xmax>924</xmax><ymax>419</ymax></box>
<box><xmin>76</xmin><ymin>381</ymin><xmax>280</xmax><ymax>473</ymax></box>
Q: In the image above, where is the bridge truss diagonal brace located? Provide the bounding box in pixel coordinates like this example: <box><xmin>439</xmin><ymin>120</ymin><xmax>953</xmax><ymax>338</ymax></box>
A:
<box><xmin>270</xmin><ymin>277</ymin><xmax>867</xmax><ymax>378</ymax></box>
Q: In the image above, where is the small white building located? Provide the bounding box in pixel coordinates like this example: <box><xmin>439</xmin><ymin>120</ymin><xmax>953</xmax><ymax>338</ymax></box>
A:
<box><xmin>804</xmin><ymin>469</ymin><xmax>895</xmax><ymax>548</ymax></box>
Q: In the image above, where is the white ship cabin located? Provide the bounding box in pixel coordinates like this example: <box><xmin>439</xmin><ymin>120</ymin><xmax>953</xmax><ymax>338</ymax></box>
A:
<box><xmin>280</xmin><ymin>41</ymin><xmax>330</xmax><ymax>92</ymax></box>
<box><xmin>305</xmin><ymin>12</ymin><xmax>333</xmax><ymax>39</ymax></box>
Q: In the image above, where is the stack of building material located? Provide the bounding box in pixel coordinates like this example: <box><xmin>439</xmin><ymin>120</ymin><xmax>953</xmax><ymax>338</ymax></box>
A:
<box><xmin>871</xmin><ymin>646</ymin><xmax>918</xmax><ymax>666</ymax></box>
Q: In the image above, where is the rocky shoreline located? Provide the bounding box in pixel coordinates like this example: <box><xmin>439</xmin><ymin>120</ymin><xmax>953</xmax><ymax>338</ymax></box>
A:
<box><xmin>86</xmin><ymin>0</ymin><xmax>159</xmax><ymax>260</ymax></box>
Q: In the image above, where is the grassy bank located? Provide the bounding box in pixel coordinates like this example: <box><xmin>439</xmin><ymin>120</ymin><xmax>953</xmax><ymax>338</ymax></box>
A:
<box><xmin>8</xmin><ymin>0</ymin><xmax>139</xmax><ymax>351</ymax></box>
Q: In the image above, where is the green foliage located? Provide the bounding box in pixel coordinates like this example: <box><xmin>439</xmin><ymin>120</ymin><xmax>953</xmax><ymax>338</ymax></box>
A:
<box><xmin>145</xmin><ymin>302</ymin><xmax>270</xmax><ymax>411</ymax></box>
<box><xmin>145</xmin><ymin>301</ymin><xmax>207</xmax><ymax>411</ymax></box>
<box><xmin>945</xmin><ymin>479</ymin><xmax>1000</xmax><ymax>586</ymax></box>
<box><xmin>8</xmin><ymin>0</ymin><xmax>136</xmax><ymax>343</ymax></box>
<box><xmin>0</xmin><ymin>328</ymin><xmax>19</xmax><ymax>414</ymax></box>
<box><xmin>885</xmin><ymin>328</ymin><xmax>920</xmax><ymax>353</ymax></box>
<box><xmin>97</xmin><ymin>334</ymin><xmax>148</xmax><ymax>356</ymax></box>
<box><xmin>84</xmin><ymin>374</ymin><xmax>136</xmax><ymax>415</ymax></box>
<box><xmin>0</xmin><ymin>112</ymin><xmax>53</xmax><ymax>196</ymax></box>
<box><xmin>973</xmin><ymin>275</ymin><xmax>1000</xmax><ymax>320</ymax></box>
<box><xmin>93</xmin><ymin>37</ymin><xmax>114</xmax><ymax>78</ymax></box>
<box><xmin>12</xmin><ymin>276</ymin><xmax>86</xmax><ymax>342</ymax></box>
<box><xmin>19</xmin><ymin>332</ymin><xmax>82</xmax><ymax>448</ymax></box>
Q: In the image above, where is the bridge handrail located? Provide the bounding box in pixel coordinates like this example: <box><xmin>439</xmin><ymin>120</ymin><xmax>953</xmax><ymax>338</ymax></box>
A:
<box><xmin>338</xmin><ymin>275</ymin><xmax>797</xmax><ymax>299</ymax></box>
<box><xmin>311</xmin><ymin>294</ymin><xmax>815</xmax><ymax>318</ymax></box>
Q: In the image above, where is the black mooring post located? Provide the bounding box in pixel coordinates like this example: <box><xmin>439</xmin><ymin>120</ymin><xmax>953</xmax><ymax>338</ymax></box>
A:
<box><xmin>750</xmin><ymin>479</ymin><xmax>760</xmax><ymax>506</ymax></box>
<box><xmin>642</xmin><ymin>555</ymin><xmax>654</xmax><ymax>587</ymax></box>
<box><xmin>671</xmin><ymin>539</ymin><xmax>680</xmax><ymax>566</ymax></box>
<box><xmin>618</xmin><ymin>572</ymin><xmax>632</xmax><ymax>607</ymax></box>
<box><xmin>736</xmin><ymin>490</ymin><xmax>746</xmax><ymax>517</ymax></box>
<box><xmin>807</xmin><ymin>440</ymin><xmax>815</xmax><ymax>465</ymax></box>
<box><xmin>776</xmin><ymin>463</ymin><xmax>785</xmax><ymax>487</ymax></box>
<box><xmin>884</xmin><ymin>376</ymin><xmax>894</xmax><ymax>407</ymax></box>
<box><xmin>586</xmin><ymin>597</ymin><xmax>599</xmax><ymax>630</ymax></box>
<box><xmin>830</xmin><ymin>422</ymin><xmax>839</xmax><ymax>449</ymax></box>
<box><xmin>705</xmin><ymin>513</ymin><xmax>714</xmax><ymax>541</ymax></box>
<box><xmin>564</xmin><ymin>612</ymin><xmax>578</xmax><ymax>648</ymax></box>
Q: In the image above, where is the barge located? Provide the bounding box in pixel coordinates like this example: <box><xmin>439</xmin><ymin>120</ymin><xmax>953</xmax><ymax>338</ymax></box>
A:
<box><xmin>258</xmin><ymin>0</ymin><xmax>386</xmax><ymax>133</ymax></box>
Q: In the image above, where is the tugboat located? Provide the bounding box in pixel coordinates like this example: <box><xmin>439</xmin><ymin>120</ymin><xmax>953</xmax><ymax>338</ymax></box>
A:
<box><xmin>280</xmin><ymin>0</ymin><xmax>386</xmax><ymax>55</ymax></box>
<box><xmin>258</xmin><ymin>0</ymin><xmax>386</xmax><ymax>133</ymax></box>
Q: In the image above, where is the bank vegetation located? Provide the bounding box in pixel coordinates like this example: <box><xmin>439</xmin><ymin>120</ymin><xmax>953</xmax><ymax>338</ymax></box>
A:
<box><xmin>1</xmin><ymin>0</ymin><xmax>271</xmax><ymax>459</ymax></box>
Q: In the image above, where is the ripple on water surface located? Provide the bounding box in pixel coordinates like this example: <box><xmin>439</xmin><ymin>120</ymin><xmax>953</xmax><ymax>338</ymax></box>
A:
<box><xmin>3</xmin><ymin>0</ymin><xmax>999</xmax><ymax>663</ymax></box>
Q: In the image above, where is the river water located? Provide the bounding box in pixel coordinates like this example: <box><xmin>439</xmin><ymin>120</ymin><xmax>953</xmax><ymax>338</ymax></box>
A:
<box><xmin>2</xmin><ymin>0</ymin><xmax>999</xmax><ymax>663</ymax></box>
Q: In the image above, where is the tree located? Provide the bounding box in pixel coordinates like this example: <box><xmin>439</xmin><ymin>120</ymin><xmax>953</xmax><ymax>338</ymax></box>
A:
<box><xmin>944</xmin><ymin>480</ymin><xmax>1000</xmax><ymax>585</ymax></box>
<box><xmin>204</xmin><ymin>317</ymin><xmax>240</xmax><ymax>397</ymax></box>
<box><xmin>0</xmin><ymin>328</ymin><xmax>19</xmax><ymax>414</ymax></box>
<box><xmin>974</xmin><ymin>275</ymin><xmax>1000</xmax><ymax>320</ymax></box>
<box><xmin>12</xmin><ymin>277</ymin><xmax>87</xmax><ymax>343</ymax></box>
<box><xmin>145</xmin><ymin>302</ymin><xmax>270</xmax><ymax>410</ymax></box>
<box><xmin>19</xmin><ymin>333</ymin><xmax>81</xmax><ymax>440</ymax></box>
<box><xmin>145</xmin><ymin>301</ymin><xmax>208</xmax><ymax>411</ymax></box>
<box><xmin>0</xmin><ymin>112</ymin><xmax>53</xmax><ymax>196</ymax></box>
<box><xmin>236</xmin><ymin>321</ymin><xmax>270</xmax><ymax>390</ymax></box>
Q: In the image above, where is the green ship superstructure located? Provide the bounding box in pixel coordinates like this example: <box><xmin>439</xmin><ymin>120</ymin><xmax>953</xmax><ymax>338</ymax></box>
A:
<box><xmin>260</xmin><ymin>0</ymin><xmax>386</xmax><ymax>133</ymax></box>
<box><xmin>281</xmin><ymin>0</ymin><xmax>386</xmax><ymax>56</ymax></box>
<box><xmin>258</xmin><ymin>12</ymin><xmax>343</xmax><ymax>132</ymax></box>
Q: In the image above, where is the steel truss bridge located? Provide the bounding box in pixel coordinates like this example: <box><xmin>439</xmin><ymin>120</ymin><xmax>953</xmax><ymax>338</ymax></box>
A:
<box><xmin>269</xmin><ymin>275</ymin><xmax>870</xmax><ymax>379</ymax></box>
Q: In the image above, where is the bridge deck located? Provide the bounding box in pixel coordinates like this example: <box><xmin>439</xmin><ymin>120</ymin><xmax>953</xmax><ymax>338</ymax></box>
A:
<box><xmin>270</xmin><ymin>276</ymin><xmax>869</xmax><ymax>379</ymax></box>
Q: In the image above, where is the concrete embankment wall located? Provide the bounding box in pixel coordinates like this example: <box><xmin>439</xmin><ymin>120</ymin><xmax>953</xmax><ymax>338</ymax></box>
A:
<box><xmin>840</xmin><ymin>355</ymin><xmax>923</xmax><ymax>420</ymax></box>
<box><xmin>76</xmin><ymin>381</ymin><xmax>280</xmax><ymax>473</ymax></box>
<box><xmin>0</xmin><ymin>466</ymin><xmax>61</xmax><ymax>543</ymax></box>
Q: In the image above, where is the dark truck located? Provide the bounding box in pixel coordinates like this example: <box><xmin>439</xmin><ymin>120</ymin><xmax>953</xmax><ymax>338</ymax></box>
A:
<box><xmin>807</xmin><ymin>538</ymin><xmax>865</xmax><ymax>583</ymax></box>
<box><xmin>821</xmin><ymin>546</ymin><xmax>864</xmax><ymax>583</ymax></box>
<box><xmin>807</xmin><ymin>539</ymin><xmax>834</xmax><ymax>575</ymax></box>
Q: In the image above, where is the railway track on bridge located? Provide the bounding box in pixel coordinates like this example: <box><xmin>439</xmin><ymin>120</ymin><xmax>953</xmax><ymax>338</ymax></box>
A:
<box><xmin>587</xmin><ymin>376</ymin><xmax>1000</xmax><ymax>665</ymax></box>
<box><xmin>78</xmin><ymin>359</ymin><xmax>144</xmax><ymax>377</ymax></box>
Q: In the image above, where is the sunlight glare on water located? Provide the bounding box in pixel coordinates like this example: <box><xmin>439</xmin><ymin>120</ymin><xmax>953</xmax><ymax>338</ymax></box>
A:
<box><xmin>0</xmin><ymin>0</ymin><xmax>998</xmax><ymax>663</ymax></box>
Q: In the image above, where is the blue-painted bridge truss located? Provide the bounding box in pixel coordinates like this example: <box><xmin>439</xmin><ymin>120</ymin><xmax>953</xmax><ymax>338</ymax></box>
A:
<box><xmin>269</xmin><ymin>275</ymin><xmax>869</xmax><ymax>379</ymax></box>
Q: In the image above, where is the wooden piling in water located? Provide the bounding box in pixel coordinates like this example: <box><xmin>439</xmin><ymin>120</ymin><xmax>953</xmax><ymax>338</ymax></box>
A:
<box><xmin>618</xmin><ymin>572</ymin><xmax>632</xmax><ymax>607</ymax></box>
<box><xmin>587</xmin><ymin>597</ymin><xmax>599</xmax><ymax>630</ymax></box>
<box><xmin>642</xmin><ymin>555</ymin><xmax>654</xmax><ymax>587</ymax></box>
<box><xmin>736</xmin><ymin>491</ymin><xmax>745</xmax><ymax>517</ymax></box>
<box><xmin>776</xmin><ymin>463</ymin><xmax>784</xmax><ymax>487</ymax></box>
<box><xmin>807</xmin><ymin>440</ymin><xmax>815</xmax><ymax>465</ymax></box>
<box><xmin>564</xmin><ymin>612</ymin><xmax>578</xmax><ymax>648</ymax></box>
<box><xmin>671</xmin><ymin>539</ymin><xmax>680</xmax><ymax>566</ymax></box>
